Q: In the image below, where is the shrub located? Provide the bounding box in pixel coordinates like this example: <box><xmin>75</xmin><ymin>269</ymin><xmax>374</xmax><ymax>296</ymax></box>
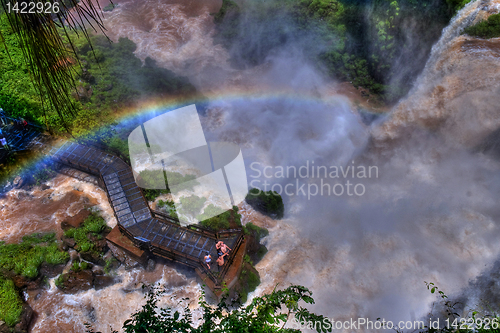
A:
<box><xmin>179</xmin><ymin>195</ymin><xmax>206</xmax><ymax>216</ymax></box>
<box><xmin>0</xmin><ymin>232</ymin><xmax>69</xmax><ymax>279</ymax></box>
<box><xmin>463</xmin><ymin>13</ymin><xmax>500</xmax><ymax>39</ymax></box>
<box><xmin>245</xmin><ymin>188</ymin><xmax>284</xmax><ymax>219</ymax></box>
<box><xmin>0</xmin><ymin>277</ymin><xmax>23</xmax><ymax>327</ymax></box>
<box><xmin>197</xmin><ymin>205</ymin><xmax>230</xmax><ymax>231</ymax></box>
<box><xmin>64</xmin><ymin>212</ymin><xmax>110</xmax><ymax>255</ymax></box>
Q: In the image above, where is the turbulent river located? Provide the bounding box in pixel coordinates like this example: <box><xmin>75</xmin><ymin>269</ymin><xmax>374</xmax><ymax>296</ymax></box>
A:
<box><xmin>3</xmin><ymin>0</ymin><xmax>500</xmax><ymax>332</ymax></box>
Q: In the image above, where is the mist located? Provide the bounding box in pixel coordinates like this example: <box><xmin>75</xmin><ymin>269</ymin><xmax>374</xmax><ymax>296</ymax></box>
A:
<box><xmin>87</xmin><ymin>0</ymin><xmax>500</xmax><ymax>329</ymax></box>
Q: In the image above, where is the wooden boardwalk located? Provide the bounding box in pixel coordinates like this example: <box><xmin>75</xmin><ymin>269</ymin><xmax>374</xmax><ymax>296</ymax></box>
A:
<box><xmin>48</xmin><ymin>142</ymin><xmax>243</xmax><ymax>288</ymax></box>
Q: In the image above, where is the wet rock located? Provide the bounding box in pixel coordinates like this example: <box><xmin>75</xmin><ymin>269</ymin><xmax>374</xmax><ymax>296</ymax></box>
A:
<box><xmin>146</xmin><ymin>259</ymin><xmax>156</xmax><ymax>272</ymax></box>
<box><xmin>40</xmin><ymin>184</ymin><xmax>50</xmax><ymax>191</ymax></box>
<box><xmin>39</xmin><ymin>263</ymin><xmax>65</xmax><ymax>278</ymax></box>
<box><xmin>57</xmin><ymin>270</ymin><xmax>93</xmax><ymax>294</ymax></box>
<box><xmin>108</xmin><ymin>243</ymin><xmax>141</xmax><ymax>270</ymax></box>
<box><xmin>61</xmin><ymin>209</ymin><xmax>91</xmax><ymax>230</ymax></box>
<box><xmin>10</xmin><ymin>275</ymin><xmax>43</xmax><ymax>291</ymax></box>
<box><xmin>12</xmin><ymin>176</ymin><xmax>23</xmax><ymax>189</ymax></box>
<box><xmin>93</xmin><ymin>275</ymin><xmax>115</xmax><ymax>290</ymax></box>
<box><xmin>13</xmin><ymin>303</ymin><xmax>33</xmax><ymax>333</ymax></box>
<box><xmin>61</xmin><ymin>236</ymin><xmax>76</xmax><ymax>249</ymax></box>
<box><xmin>0</xmin><ymin>321</ymin><xmax>9</xmax><ymax>333</ymax></box>
<box><xmin>80</xmin><ymin>252</ymin><xmax>106</xmax><ymax>266</ymax></box>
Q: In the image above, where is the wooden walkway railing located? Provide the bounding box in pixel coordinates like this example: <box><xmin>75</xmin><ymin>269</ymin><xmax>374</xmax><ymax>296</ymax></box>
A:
<box><xmin>48</xmin><ymin>141</ymin><xmax>244</xmax><ymax>287</ymax></box>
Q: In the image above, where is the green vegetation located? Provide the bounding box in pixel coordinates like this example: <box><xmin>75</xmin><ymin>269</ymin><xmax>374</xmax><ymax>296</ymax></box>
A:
<box><xmin>179</xmin><ymin>195</ymin><xmax>206</xmax><ymax>216</ymax></box>
<box><xmin>244</xmin><ymin>222</ymin><xmax>269</xmax><ymax>242</ymax></box>
<box><xmin>70</xmin><ymin>259</ymin><xmax>92</xmax><ymax>272</ymax></box>
<box><xmin>64</xmin><ymin>212</ymin><xmax>110</xmax><ymax>254</ymax></box>
<box><xmin>138</xmin><ymin>169</ymin><xmax>198</xmax><ymax>201</ymax></box>
<box><xmin>0</xmin><ymin>18</ymin><xmax>197</xmax><ymax>135</ymax></box>
<box><xmin>86</xmin><ymin>284</ymin><xmax>329</xmax><ymax>333</ymax></box>
<box><xmin>0</xmin><ymin>233</ymin><xmax>69</xmax><ymax>279</ymax></box>
<box><xmin>238</xmin><ymin>267</ymin><xmax>260</xmax><ymax>304</ymax></box>
<box><xmin>214</xmin><ymin>0</ymin><xmax>453</xmax><ymax>102</ymax></box>
<box><xmin>103</xmin><ymin>257</ymin><xmax>118</xmax><ymax>275</ymax></box>
<box><xmin>245</xmin><ymin>188</ymin><xmax>284</xmax><ymax>219</ymax></box>
<box><xmin>103</xmin><ymin>3</ymin><xmax>117</xmax><ymax>12</ymax></box>
<box><xmin>196</xmin><ymin>205</ymin><xmax>244</xmax><ymax>231</ymax></box>
<box><xmin>463</xmin><ymin>13</ymin><xmax>500</xmax><ymax>39</ymax></box>
<box><xmin>0</xmin><ymin>232</ymin><xmax>68</xmax><ymax>327</ymax></box>
<box><xmin>197</xmin><ymin>204</ymin><xmax>230</xmax><ymax>230</ymax></box>
<box><xmin>445</xmin><ymin>0</ymin><xmax>473</xmax><ymax>14</ymax></box>
<box><xmin>157</xmin><ymin>199</ymin><xmax>178</xmax><ymax>219</ymax></box>
<box><xmin>0</xmin><ymin>277</ymin><xmax>23</xmax><ymax>327</ymax></box>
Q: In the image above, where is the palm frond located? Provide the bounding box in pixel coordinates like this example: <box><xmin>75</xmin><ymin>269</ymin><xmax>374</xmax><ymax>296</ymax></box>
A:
<box><xmin>0</xmin><ymin>0</ymin><xmax>112</xmax><ymax>133</ymax></box>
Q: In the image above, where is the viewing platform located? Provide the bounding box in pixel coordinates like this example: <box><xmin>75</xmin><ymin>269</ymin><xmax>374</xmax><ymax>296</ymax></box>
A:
<box><xmin>47</xmin><ymin>141</ymin><xmax>245</xmax><ymax>292</ymax></box>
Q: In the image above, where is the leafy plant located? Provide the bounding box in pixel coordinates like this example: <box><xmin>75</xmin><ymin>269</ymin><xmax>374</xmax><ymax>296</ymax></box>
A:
<box><xmin>463</xmin><ymin>13</ymin><xmax>500</xmax><ymax>39</ymax></box>
<box><xmin>85</xmin><ymin>284</ymin><xmax>329</xmax><ymax>333</ymax></box>
<box><xmin>64</xmin><ymin>212</ymin><xmax>110</xmax><ymax>255</ymax></box>
<box><xmin>0</xmin><ymin>232</ymin><xmax>69</xmax><ymax>279</ymax></box>
<box><xmin>0</xmin><ymin>277</ymin><xmax>23</xmax><ymax>327</ymax></box>
<box><xmin>245</xmin><ymin>188</ymin><xmax>284</xmax><ymax>219</ymax></box>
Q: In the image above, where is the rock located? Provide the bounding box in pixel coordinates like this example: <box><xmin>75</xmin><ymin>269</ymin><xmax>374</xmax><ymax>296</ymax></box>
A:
<box><xmin>108</xmin><ymin>243</ymin><xmax>142</xmax><ymax>270</ymax></box>
<box><xmin>61</xmin><ymin>236</ymin><xmax>76</xmax><ymax>249</ymax></box>
<box><xmin>0</xmin><ymin>321</ymin><xmax>10</xmax><ymax>333</ymax></box>
<box><xmin>80</xmin><ymin>252</ymin><xmax>106</xmax><ymax>266</ymax></box>
<box><xmin>61</xmin><ymin>209</ymin><xmax>91</xmax><ymax>230</ymax></box>
<box><xmin>12</xmin><ymin>176</ymin><xmax>23</xmax><ymax>189</ymax></box>
<box><xmin>93</xmin><ymin>275</ymin><xmax>115</xmax><ymax>290</ymax></box>
<box><xmin>39</xmin><ymin>263</ymin><xmax>65</xmax><ymax>278</ymax></box>
<box><xmin>40</xmin><ymin>184</ymin><xmax>50</xmax><ymax>191</ymax></box>
<box><xmin>146</xmin><ymin>259</ymin><xmax>156</xmax><ymax>272</ymax></box>
<box><xmin>10</xmin><ymin>275</ymin><xmax>43</xmax><ymax>291</ymax></box>
<box><xmin>13</xmin><ymin>303</ymin><xmax>33</xmax><ymax>333</ymax></box>
<box><xmin>57</xmin><ymin>270</ymin><xmax>93</xmax><ymax>294</ymax></box>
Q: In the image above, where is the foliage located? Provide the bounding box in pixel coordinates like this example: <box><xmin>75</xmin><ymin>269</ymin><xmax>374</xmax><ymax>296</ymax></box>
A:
<box><xmin>463</xmin><ymin>13</ymin><xmax>500</xmax><ymax>39</ymax></box>
<box><xmin>64</xmin><ymin>212</ymin><xmax>110</xmax><ymax>255</ymax></box>
<box><xmin>0</xmin><ymin>276</ymin><xmax>23</xmax><ymax>327</ymax></box>
<box><xmin>0</xmin><ymin>232</ymin><xmax>69</xmax><ymax>279</ymax></box>
<box><xmin>238</xmin><ymin>267</ymin><xmax>260</xmax><ymax>304</ymax></box>
<box><xmin>197</xmin><ymin>205</ymin><xmax>242</xmax><ymax>231</ymax></box>
<box><xmin>70</xmin><ymin>259</ymin><xmax>91</xmax><ymax>272</ymax></box>
<box><xmin>446</xmin><ymin>0</ymin><xmax>473</xmax><ymax>14</ymax></box>
<box><xmin>244</xmin><ymin>222</ymin><xmax>269</xmax><ymax>243</ymax></box>
<box><xmin>0</xmin><ymin>0</ymin><xmax>109</xmax><ymax>131</ymax></box>
<box><xmin>179</xmin><ymin>195</ymin><xmax>206</xmax><ymax>217</ymax></box>
<box><xmin>86</xmin><ymin>284</ymin><xmax>329</xmax><ymax>333</ymax></box>
<box><xmin>213</xmin><ymin>0</ymin><xmax>452</xmax><ymax>102</ymax></box>
<box><xmin>157</xmin><ymin>199</ymin><xmax>178</xmax><ymax>219</ymax></box>
<box><xmin>139</xmin><ymin>169</ymin><xmax>198</xmax><ymax>201</ymax></box>
<box><xmin>246</xmin><ymin>188</ymin><xmax>284</xmax><ymax>219</ymax></box>
<box><xmin>423</xmin><ymin>282</ymin><xmax>500</xmax><ymax>332</ymax></box>
<box><xmin>197</xmin><ymin>204</ymin><xmax>230</xmax><ymax>231</ymax></box>
<box><xmin>103</xmin><ymin>3</ymin><xmax>117</xmax><ymax>12</ymax></box>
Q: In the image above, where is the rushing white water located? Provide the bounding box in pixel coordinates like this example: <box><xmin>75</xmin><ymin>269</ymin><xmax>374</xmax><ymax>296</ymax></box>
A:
<box><xmin>5</xmin><ymin>0</ymin><xmax>500</xmax><ymax>332</ymax></box>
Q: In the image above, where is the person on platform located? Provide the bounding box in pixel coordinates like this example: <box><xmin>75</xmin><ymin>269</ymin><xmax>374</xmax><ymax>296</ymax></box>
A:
<box><xmin>216</xmin><ymin>252</ymin><xmax>228</xmax><ymax>268</ymax></box>
<box><xmin>204</xmin><ymin>253</ymin><xmax>212</xmax><ymax>270</ymax></box>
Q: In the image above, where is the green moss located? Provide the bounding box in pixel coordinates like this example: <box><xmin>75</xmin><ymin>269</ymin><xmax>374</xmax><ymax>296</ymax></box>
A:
<box><xmin>238</xmin><ymin>266</ymin><xmax>261</xmax><ymax>304</ymax></box>
<box><xmin>103</xmin><ymin>3</ymin><xmax>116</xmax><ymax>12</ymax></box>
<box><xmin>0</xmin><ymin>233</ymin><xmax>69</xmax><ymax>279</ymax></box>
<box><xmin>64</xmin><ymin>212</ymin><xmax>110</xmax><ymax>255</ymax></box>
<box><xmin>179</xmin><ymin>195</ymin><xmax>206</xmax><ymax>217</ymax></box>
<box><xmin>245</xmin><ymin>188</ymin><xmax>284</xmax><ymax>219</ymax></box>
<box><xmin>70</xmin><ymin>260</ymin><xmax>91</xmax><ymax>272</ymax></box>
<box><xmin>463</xmin><ymin>13</ymin><xmax>500</xmax><ymax>39</ymax></box>
<box><xmin>139</xmin><ymin>170</ymin><xmax>198</xmax><ymax>201</ymax></box>
<box><xmin>244</xmin><ymin>222</ymin><xmax>269</xmax><ymax>243</ymax></box>
<box><xmin>0</xmin><ymin>277</ymin><xmax>23</xmax><ymax>327</ymax></box>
